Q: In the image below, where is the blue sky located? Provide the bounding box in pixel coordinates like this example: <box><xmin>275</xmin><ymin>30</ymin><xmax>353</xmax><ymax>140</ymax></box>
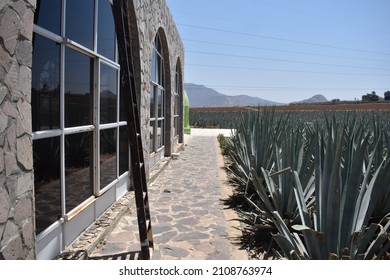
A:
<box><xmin>166</xmin><ymin>0</ymin><xmax>390</xmax><ymax>103</ymax></box>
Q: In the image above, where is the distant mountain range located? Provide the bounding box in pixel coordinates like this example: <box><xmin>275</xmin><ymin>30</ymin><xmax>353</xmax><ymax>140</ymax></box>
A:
<box><xmin>184</xmin><ymin>83</ymin><xmax>328</xmax><ymax>107</ymax></box>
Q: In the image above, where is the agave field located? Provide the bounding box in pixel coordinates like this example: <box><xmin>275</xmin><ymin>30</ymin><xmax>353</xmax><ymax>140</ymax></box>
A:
<box><xmin>195</xmin><ymin>106</ymin><xmax>390</xmax><ymax>259</ymax></box>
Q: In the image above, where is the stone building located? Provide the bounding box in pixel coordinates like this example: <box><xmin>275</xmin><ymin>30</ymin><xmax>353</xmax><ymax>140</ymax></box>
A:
<box><xmin>0</xmin><ymin>0</ymin><xmax>184</xmax><ymax>260</ymax></box>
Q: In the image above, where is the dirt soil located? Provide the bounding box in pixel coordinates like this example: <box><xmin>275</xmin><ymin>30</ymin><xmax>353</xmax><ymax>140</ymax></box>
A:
<box><xmin>191</xmin><ymin>101</ymin><xmax>390</xmax><ymax>112</ymax></box>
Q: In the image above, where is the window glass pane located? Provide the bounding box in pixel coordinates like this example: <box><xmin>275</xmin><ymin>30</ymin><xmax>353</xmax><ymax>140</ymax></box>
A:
<box><xmin>150</xmin><ymin>86</ymin><xmax>156</xmax><ymax>118</ymax></box>
<box><xmin>158</xmin><ymin>120</ymin><xmax>164</xmax><ymax>148</ymax></box>
<box><xmin>100</xmin><ymin>128</ymin><xmax>117</xmax><ymax>189</ymax></box>
<box><xmin>155</xmin><ymin>35</ymin><xmax>162</xmax><ymax>53</ymax></box>
<box><xmin>175</xmin><ymin>71</ymin><xmax>179</xmax><ymax>93</ymax></box>
<box><xmin>157</xmin><ymin>53</ymin><xmax>163</xmax><ymax>86</ymax></box>
<box><xmin>119</xmin><ymin>89</ymin><xmax>127</xmax><ymax>122</ymax></box>
<box><xmin>66</xmin><ymin>0</ymin><xmax>94</xmax><ymax>49</ymax></box>
<box><xmin>34</xmin><ymin>0</ymin><xmax>61</xmax><ymax>35</ymax></box>
<box><xmin>150</xmin><ymin>121</ymin><xmax>155</xmax><ymax>152</ymax></box>
<box><xmin>175</xmin><ymin>116</ymin><xmax>180</xmax><ymax>136</ymax></box>
<box><xmin>100</xmin><ymin>64</ymin><xmax>118</xmax><ymax>124</ymax></box>
<box><xmin>65</xmin><ymin>48</ymin><xmax>93</xmax><ymax>127</ymax></box>
<box><xmin>174</xmin><ymin>94</ymin><xmax>179</xmax><ymax>115</ymax></box>
<box><xmin>119</xmin><ymin>126</ymin><xmax>129</xmax><ymax>175</ymax></box>
<box><xmin>65</xmin><ymin>132</ymin><xmax>93</xmax><ymax>212</ymax></box>
<box><xmin>157</xmin><ymin>88</ymin><xmax>164</xmax><ymax>118</ymax></box>
<box><xmin>32</xmin><ymin>34</ymin><xmax>60</xmax><ymax>132</ymax></box>
<box><xmin>33</xmin><ymin>137</ymin><xmax>61</xmax><ymax>235</ymax></box>
<box><xmin>151</xmin><ymin>51</ymin><xmax>157</xmax><ymax>82</ymax></box>
<box><xmin>98</xmin><ymin>0</ymin><xmax>115</xmax><ymax>61</ymax></box>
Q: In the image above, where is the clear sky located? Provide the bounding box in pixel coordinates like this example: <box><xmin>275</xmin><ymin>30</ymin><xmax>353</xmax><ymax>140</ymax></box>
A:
<box><xmin>166</xmin><ymin>0</ymin><xmax>390</xmax><ymax>104</ymax></box>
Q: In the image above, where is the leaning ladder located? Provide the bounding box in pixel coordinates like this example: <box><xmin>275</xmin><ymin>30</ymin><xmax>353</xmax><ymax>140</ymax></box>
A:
<box><xmin>111</xmin><ymin>0</ymin><xmax>154</xmax><ymax>260</ymax></box>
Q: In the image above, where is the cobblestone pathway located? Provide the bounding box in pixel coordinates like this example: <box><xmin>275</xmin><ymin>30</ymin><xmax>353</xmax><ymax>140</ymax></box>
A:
<box><xmin>90</xmin><ymin>133</ymin><xmax>247</xmax><ymax>260</ymax></box>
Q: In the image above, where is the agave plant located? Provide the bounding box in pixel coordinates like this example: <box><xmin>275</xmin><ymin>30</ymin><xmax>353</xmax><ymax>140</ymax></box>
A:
<box><xmin>228</xmin><ymin>110</ymin><xmax>318</xmax><ymax>251</ymax></box>
<box><xmin>223</xmin><ymin>109</ymin><xmax>390</xmax><ymax>259</ymax></box>
<box><xmin>226</xmin><ymin>109</ymin><xmax>288</xmax><ymax>190</ymax></box>
<box><xmin>272</xmin><ymin>118</ymin><xmax>390</xmax><ymax>259</ymax></box>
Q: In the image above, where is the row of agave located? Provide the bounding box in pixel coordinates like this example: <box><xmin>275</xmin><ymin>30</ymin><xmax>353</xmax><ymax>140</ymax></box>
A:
<box><xmin>224</xmin><ymin>109</ymin><xmax>390</xmax><ymax>259</ymax></box>
<box><xmin>190</xmin><ymin>110</ymin><xmax>241</xmax><ymax>128</ymax></box>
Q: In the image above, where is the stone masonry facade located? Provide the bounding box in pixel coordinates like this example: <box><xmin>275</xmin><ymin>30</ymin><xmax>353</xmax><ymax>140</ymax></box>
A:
<box><xmin>0</xmin><ymin>0</ymin><xmax>36</xmax><ymax>260</ymax></box>
<box><xmin>0</xmin><ymin>0</ymin><xmax>184</xmax><ymax>259</ymax></box>
<box><xmin>135</xmin><ymin>0</ymin><xmax>185</xmax><ymax>174</ymax></box>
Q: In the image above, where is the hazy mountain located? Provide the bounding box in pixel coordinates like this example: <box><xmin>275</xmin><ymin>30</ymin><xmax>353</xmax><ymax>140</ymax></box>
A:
<box><xmin>292</xmin><ymin>94</ymin><xmax>328</xmax><ymax>104</ymax></box>
<box><xmin>184</xmin><ymin>83</ymin><xmax>282</xmax><ymax>107</ymax></box>
<box><xmin>100</xmin><ymin>90</ymin><xmax>116</xmax><ymax>99</ymax></box>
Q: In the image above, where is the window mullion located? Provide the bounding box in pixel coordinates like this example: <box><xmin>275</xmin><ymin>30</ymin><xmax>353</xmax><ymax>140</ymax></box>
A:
<box><xmin>60</xmin><ymin>30</ymin><xmax>66</xmax><ymax>220</ymax></box>
<box><xmin>94</xmin><ymin>60</ymin><xmax>100</xmax><ymax>196</ymax></box>
<box><xmin>154</xmin><ymin>90</ymin><xmax>158</xmax><ymax>152</ymax></box>
<box><xmin>94</xmin><ymin>0</ymin><xmax>98</xmax><ymax>53</ymax></box>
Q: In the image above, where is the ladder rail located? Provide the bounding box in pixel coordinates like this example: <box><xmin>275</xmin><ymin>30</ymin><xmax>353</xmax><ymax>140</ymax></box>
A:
<box><xmin>111</xmin><ymin>0</ymin><xmax>153</xmax><ymax>260</ymax></box>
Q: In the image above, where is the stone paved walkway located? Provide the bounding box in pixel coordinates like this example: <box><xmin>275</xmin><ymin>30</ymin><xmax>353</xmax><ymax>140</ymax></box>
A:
<box><xmin>90</xmin><ymin>131</ymin><xmax>247</xmax><ymax>260</ymax></box>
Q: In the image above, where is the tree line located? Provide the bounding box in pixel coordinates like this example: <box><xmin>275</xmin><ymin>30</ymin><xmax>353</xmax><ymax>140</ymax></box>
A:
<box><xmin>362</xmin><ymin>91</ymin><xmax>390</xmax><ymax>102</ymax></box>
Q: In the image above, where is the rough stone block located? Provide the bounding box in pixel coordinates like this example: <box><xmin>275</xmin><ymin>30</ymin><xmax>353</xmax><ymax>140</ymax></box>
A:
<box><xmin>27</xmin><ymin>0</ymin><xmax>37</xmax><ymax>8</ymax></box>
<box><xmin>16</xmin><ymin>99</ymin><xmax>32</xmax><ymax>135</ymax></box>
<box><xmin>4</xmin><ymin>59</ymin><xmax>19</xmax><ymax>98</ymax></box>
<box><xmin>11</xmin><ymin>0</ymin><xmax>26</xmax><ymax>19</ymax></box>
<box><xmin>20</xmin><ymin>8</ymin><xmax>34</xmax><ymax>41</ymax></box>
<box><xmin>18</xmin><ymin>65</ymin><xmax>31</xmax><ymax>100</ymax></box>
<box><xmin>16</xmin><ymin>40</ymin><xmax>33</xmax><ymax>67</ymax></box>
<box><xmin>0</xmin><ymin>8</ymin><xmax>20</xmax><ymax>55</ymax></box>
<box><xmin>17</xmin><ymin>135</ymin><xmax>33</xmax><ymax>170</ymax></box>
<box><xmin>0</xmin><ymin>45</ymin><xmax>13</xmax><ymax>82</ymax></box>
<box><xmin>2</xmin><ymin>100</ymin><xmax>18</xmax><ymax>118</ymax></box>
<box><xmin>5</xmin><ymin>123</ymin><xmax>16</xmax><ymax>154</ymax></box>
<box><xmin>1</xmin><ymin>220</ymin><xmax>18</xmax><ymax>247</ymax></box>
<box><xmin>15</xmin><ymin>172</ymin><xmax>33</xmax><ymax>199</ymax></box>
<box><xmin>0</xmin><ymin>188</ymin><xmax>11</xmax><ymax>223</ymax></box>
<box><xmin>0</xmin><ymin>112</ymin><xmax>8</xmax><ymax>134</ymax></box>
<box><xmin>0</xmin><ymin>1</ymin><xmax>7</xmax><ymax>11</ymax></box>
<box><xmin>22</xmin><ymin>220</ymin><xmax>34</xmax><ymax>248</ymax></box>
<box><xmin>14</xmin><ymin>196</ymin><xmax>32</xmax><ymax>225</ymax></box>
<box><xmin>1</xmin><ymin>235</ymin><xmax>23</xmax><ymax>260</ymax></box>
<box><xmin>22</xmin><ymin>219</ymin><xmax>35</xmax><ymax>248</ymax></box>
<box><xmin>0</xmin><ymin>150</ymin><xmax>4</xmax><ymax>174</ymax></box>
<box><xmin>0</xmin><ymin>86</ymin><xmax>8</xmax><ymax>104</ymax></box>
<box><xmin>5</xmin><ymin>151</ymin><xmax>19</xmax><ymax>176</ymax></box>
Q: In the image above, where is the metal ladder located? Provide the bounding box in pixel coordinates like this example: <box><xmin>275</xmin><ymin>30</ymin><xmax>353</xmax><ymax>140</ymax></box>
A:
<box><xmin>112</xmin><ymin>0</ymin><xmax>153</xmax><ymax>260</ymax></box>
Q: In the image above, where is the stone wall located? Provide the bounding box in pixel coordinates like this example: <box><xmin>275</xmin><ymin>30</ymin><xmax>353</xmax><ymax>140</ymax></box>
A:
<box><xmin>0</xmin><ymin>0</ymin><xmax>36</xmax><ymax>260</ymax></box>
<box><xmin>133</xmin><ymin>0</ymin><xmax>185</xmax><ymax>176</ymax></box>
<box><xmin>0</xmin><ymin>0</ymin><xmax>183</xmax><ymax>259</ymax></box>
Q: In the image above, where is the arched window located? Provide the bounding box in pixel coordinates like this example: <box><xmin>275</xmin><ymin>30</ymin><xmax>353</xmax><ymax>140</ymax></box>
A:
<box><xmin>150</xmin><ymin>34</ymin><xmax>165</xmax><ymax>153</ymax></box>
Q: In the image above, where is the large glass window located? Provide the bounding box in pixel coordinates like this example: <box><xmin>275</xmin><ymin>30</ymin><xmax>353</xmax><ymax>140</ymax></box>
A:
<box><xmin>150</xmin><ymin>35</ymin><xmax>165</xmax><ymax>154</ymax></box>
<box><xmin>32</xmin><ymin>0</ymin><xmax>128</xmax><ymax>235</ymax></box>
